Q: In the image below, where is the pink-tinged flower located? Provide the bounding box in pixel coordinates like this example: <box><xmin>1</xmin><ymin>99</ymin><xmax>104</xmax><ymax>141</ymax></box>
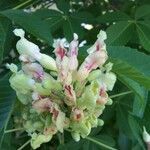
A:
<box><xmin>32</xmin><ymin>98</ymin><xmax>52</xmax><ymax>113</ymax></box>
<box><xmin>96</xmin><ymin>86</ymin><xmax>108</xmax><ymax>105</ymax></box>
<box><xmin>68</xmin><ymin>33</ymin><xmax>79</xmax><ymax>71</ymax></box>
<box><xmin>54</xmin><ymin>39</ymin><xmax>67</xmax><ymax>62</ymax></box>
<box><xmin>22</xmin><ymin>63</ymin><xmax>44</xmax><ymax>80</ymax></box>
<box><xmin>50</xmin><ymin>104</ymin><xmax>66</xmax><ymax>133</ymax></box>
<box><xmin>87</xmin><ymin>30</ymin><xmax>107</xmax><ymax>54</ymax></box>
<box><xmin>64</xmin><ymin>85</ymin><xmax>76</xmax><ymax>106</ymax></box>
<box><xmin>57</xmin><ymin>56</ymin><xmax>72</xmax><ymax>85</ymax></box>
<box><xmin>77</xmin><ymin>50</ymin><xmax>107</xmax><ymax>81</ymax></box>
<box><xmin>77</xmin><ymin>30</ymin><xmax>108</xmax><ymax>81</ymax></box>
<box><xmin>44</xmin><ymin>124</ymin><xmax>57</xmax><ymax>135</ymax></box>
<box><xmin>71</xmin><ymin>108</ymin><xmax>84</xmax><ymax>121</ymax></box>
<box><xmin>54</xmin><ymin>40</ymin><xmax>72</xmax><ymax>85</ymax></box>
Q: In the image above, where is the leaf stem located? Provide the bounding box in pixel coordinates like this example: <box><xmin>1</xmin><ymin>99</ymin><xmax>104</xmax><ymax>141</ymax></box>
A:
<box><xmin>17</xmin><ymin>139</ymin><xmax>31</xmax><ymax>150</ymax></box>
<box><xmin>57</xmin><ymin>132</ymin><xmax>64</xmax><ymax>145</ymax></box>
<box><xmin>5</xmin><ymin>128</ymin><xmax>24</xmax><ymax>134</ymax></box>
<box><xmin>13</xmin><ymin>0</ymin><xmax>33</xmax><ymax>10</ymax></box>
<box><xmin>85</xmin><ymin>136</ymin><xmax>117</xmax><ymax>150</ymax></box>
<box><xmin>110</xmin><ymin>91</ymin><xmax>132</xmax><ymax>99</ymax></box>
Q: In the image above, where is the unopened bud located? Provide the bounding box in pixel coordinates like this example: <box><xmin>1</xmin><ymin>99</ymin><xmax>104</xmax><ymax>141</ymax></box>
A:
<box><xmin>38</xmin><ymin>54</ymin><xmax>57</xmax><ymax>71</ymax></box>
<box><xmin>71</xmin><ymin>132</ymin><xmax>80</xmax><ymax>142</ymax></box>
<box><xmin>98</xmin><ymin>119</ymin><xmax>104</xmax><ymax>126</ymax></box>
<box><xmin>143</xmin><ymin>126</ymin><xmax>150</xmax><ymax>143</ymax></box>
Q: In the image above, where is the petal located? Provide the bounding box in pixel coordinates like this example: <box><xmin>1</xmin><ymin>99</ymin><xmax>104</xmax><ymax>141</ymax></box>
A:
<box><xmin>54</xmin><ymin>40</ymin><xmax>67</xmax><ymax>60</ymax></box>
<box><xmin>87</xmin><ymin>30</ymin><xmax>107</xmax><ymax>54</ymax></box>
<box><xmin>32</xmin><ymin>98</ymin><xmax>52</xmax><ymax>113</ymax></box>
<box><xmin>64</xmin><ymin>85</ymin><xmax>76</xmax><ymax>106</ymax></box>
<box><xmin>55</xmin><ymin>111</ymin><xmax>66</xmax><ymax>133</ymax></box>
<box><xmin>14</xmin><ymin>28</ymin><xmax>41</xmax><ymax>62</ymax></box>
<box><xmin>6</xmin><ymin>63</ymin><xmax>18</xmax><ymax>73</ymax></box>
<box><xmin>9</xmin><ymin>72</ymin><xmax>35</xmax><ymax>94</ymax></box>
<box><xmin>68</xmin><ymin>33</ymin><xmax>78</xmax><ymax>57</ymax></box>
<box><xmin>38</xmin><ymin>54</ymin><xmax>57</xmax><ymax>71</ymax></box>
<box><xmin>77</xmin><ymin>50</ymin><xmax>107</xmax><ymax>81</ymax></box>
<box><xmin>22</xmin><ymin>63</ymin><xmax>44</xmax><ymax>79</ymax></box>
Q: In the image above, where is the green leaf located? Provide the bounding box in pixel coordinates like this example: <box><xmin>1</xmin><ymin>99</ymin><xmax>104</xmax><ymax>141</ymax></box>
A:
<box><xmin>0</xmin><ymin>0</ymin><xmax>32</xmax><ymax>10</ymax></box>
<box><xmin>0</xmin><ymin>17</ymin><xmax>12</xmax><ymax>63</ymax></box>
<box><xmin>136</xmin><ymin>22</ymin><xmax>150</xmax><ymax>52</ymax></box>
<box><xmin>116</xmin><ymin>104</ymin><xmax>133</xmax><ymax>138</ymax></box>
<box><xmin>142</xmin><ymin>92</ymin><xmax>150</xmax><ymax>129</ymax></box>
<box><xmin>135</xmin><ymin>5</ymin><xmax>150</xmax><ymax>19</ymax></box>
<box><xmin>1</xmin><ymin>10</ymin><xmax>53</xmax><ymax>45</ymax></box>
<box><xmin>97</xmin><ymin>12</ymin><xmax>131</xmax><ymax>23</ymax></box>
<box><xmin>106</xmin><ymin>21</ymin><xmax>134</xmax><ymax>45</ymax></box>
<box><xmin>107</xmin><ymin>46</ymin><xmax>150</xmax><ymax>89</ymax></box>
<box><xmin>55</xmin><ymin>0</ymin><xmax>70</xmax><ymax>14</ymax></box>
<box><xmin>63</xmin><ymin>17</ymin><xmax>74</xmax><ymax>41</ymax></box>
<box><xmin>0</xmin><ymin>74</ymin><xmax>16</xmax><ymax>148</ymax></box>
<box><xmin>118</xmin><ymin>75</ymin><xmax>148</xmax><ymax>118</ymax></box>
<box><xmin>128</xmin><ymin>115</ymin><xmax>145</xmax><ymax>150</ymax></box>
<box><xmin>32</xmin><ymin>9</ymin><xmax>64</xmax><ymax>32</ymax></box>
<box><xmin>132</xmin><ymin>90</ymin><xmax>148</xmax><ymax>118</ymax></box>
<box><xmin>57</xmin><ymin>139</ymin><xmax>83</xmax><ymax>150</ymax></box>
<box><xmin>70</xmin><ymin>11</ymin><xmax>94</xmax><ymax>23</ymax></box>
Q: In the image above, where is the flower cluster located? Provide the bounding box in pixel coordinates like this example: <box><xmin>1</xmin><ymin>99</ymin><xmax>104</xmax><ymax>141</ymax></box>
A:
<box><xmin>7</xmin><ymin>29</ymin><xmax>116</xmax><ymax>149</ymax></box>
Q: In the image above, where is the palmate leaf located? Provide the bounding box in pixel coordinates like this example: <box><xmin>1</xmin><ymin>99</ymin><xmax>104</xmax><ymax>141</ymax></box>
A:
<box><xmin>136</xmin><ymin>22</ymin><xmax>150</xmax><ymax>52</ymax></box>
<box><xmin>118</xmin><ymin>75</ymin><xmax>148</xmax><ymax>118</ymax></box>
<box><xmin>135</xmin><ymin>5</ymin><xmax>150</xmax><ymax>19</ymax></box>
<box><xmin>142</xmin><ymin>92</ymin><xmax>150</xmax><ymax>130</ymax></box>
<box><xmin>0</xmin><ymin>10</ymin><xmax>53</xmax><ymax>45</ymax></box>
<box><xmin>0</xmin><ymin>74</ymin><xmax>16</xmax><ymax>148</ymax></box>
<box><xmin>106</xmin><ymin>21</ymin><xmax>134</xmax><ymax>45</ymax></box>
<box><xmin>128</xmin><ymin>115</ymin><xmax>145</xmax><ymax>150</ymax></box>
<box><xmin>107</xmin><ymin>46</ymin><xmax>150</xmax><ymax>89</ymax></box>
<box><xmin>0</xmin><ymin>17</ymin><xmax>13</xmax><ymax>63</ymax></box>
<box><xmin>97</xmin><ymin>11</ymin><xmax>131</xmax><ymax>23</ymax></box>
<box><xmin>32</xmin><ymin>9</ymin><xmax>64</xmax><ymax>33</ymax></box>
<box><xmin>58</xmin><ymin>135</ymin><xmax>116</xmax><ymax>150</ymax></box>
<box><xmin>63</xmin><ymin>17</ymin><xmax>74</xmax><ymax>42</ymax></box>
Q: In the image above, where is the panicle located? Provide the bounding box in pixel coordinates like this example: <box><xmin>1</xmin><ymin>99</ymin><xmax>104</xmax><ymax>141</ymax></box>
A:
<box><xmin>7</xmin><ymin>29</ymin><xmax>117</xmax><ymax>149</ymax></box>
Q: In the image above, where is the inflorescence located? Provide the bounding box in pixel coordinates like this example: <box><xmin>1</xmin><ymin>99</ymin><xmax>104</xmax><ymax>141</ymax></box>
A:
<box><xmin>7</xmin><ymin>29</ymin><xmax>116</xmax><ymax>149</ymax></box>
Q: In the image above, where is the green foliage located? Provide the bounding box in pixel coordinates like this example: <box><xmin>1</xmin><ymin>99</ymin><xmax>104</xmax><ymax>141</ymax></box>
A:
<box><xmin>0</xmin><ymin>0</ymin><xmax>150</xmax><ymax>149</ymax></box>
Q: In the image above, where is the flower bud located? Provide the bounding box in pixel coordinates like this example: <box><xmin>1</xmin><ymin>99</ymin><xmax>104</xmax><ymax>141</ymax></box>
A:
<box><xmin>71</xmin><ymin>132</ymin><xmax>80</xmax><ymax>142</ymax></box>
<box><xmin>24</xmin><ymin>120</ymin><xmax>35</xmax><ymax>133</ymax></box>
<box><xmin>16</xmin><ymin>92</ymin><xmax>31</xmax><ymax>105</ymax></box>
<box><xmin>34</xmin><ymin>83</ymin><xmax>51</xmax><ymax>96</ymax></box>
<box><xmin>31</xmin><ymin>133</ymin><xmax>52</xmax><ymax>149</ymax></box>
<box><xmin>106</xmin><ymin>98</ymin><xmax>113</xmax><ymax>105</ymax></box>
<box><xmin>6</xmin><ymin>63</ymin><xmax>18</xmax><ymax>73</ymax></box>
<box><xmin>9</xmin><ymin>72</ymin><xmax>35</xmax><ymax>94</ymax></box>
<box><xmin>143</xmin><ymin>126</ymin><xmax>150</xmax><ymax>143</ymax></box>
<box><xmin>38</xmin><ymin>54</ymin><xmax>57</xmax><ymax>71</ymax></box>
<box><xmin>88</xmin><ymin>70</ymin><xmax>101</xmax><ymax>81</ymax></box>
<box><xmin>55</xmin><ymin>111</ymin><xmax>66</xmax><ymax>133</ymax></box>
<box><xmin>33</xmin><ymin>121</ymin><xmax>43</xmax><ymax>131</ymax></box>
<box><xmin>97</xmin><ymin>119</ymin><xmax>104</xmax><ymax>126</ymax></box>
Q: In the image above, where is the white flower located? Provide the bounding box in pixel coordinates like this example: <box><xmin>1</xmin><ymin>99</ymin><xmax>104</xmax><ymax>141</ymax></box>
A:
<box><xmin>13</xmin><ymin>29</ymin><xmax>41</xmax><ymax>61</ymax></box>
